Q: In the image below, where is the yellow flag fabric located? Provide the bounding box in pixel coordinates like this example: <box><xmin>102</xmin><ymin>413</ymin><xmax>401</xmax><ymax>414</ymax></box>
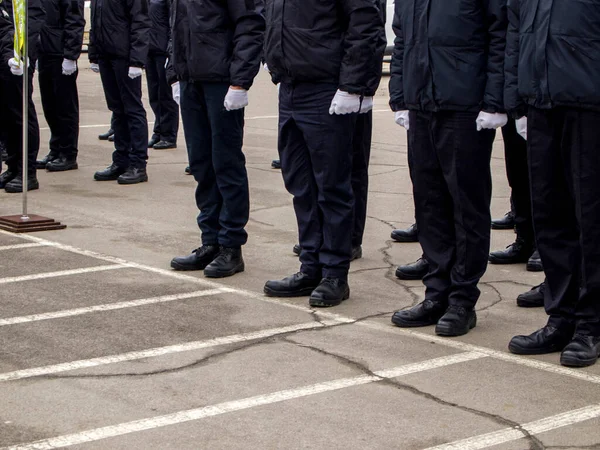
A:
<box><xmin>12</xmin><ymin>0</ymin><xmax>25</xmax><ymax>60</ymax></box>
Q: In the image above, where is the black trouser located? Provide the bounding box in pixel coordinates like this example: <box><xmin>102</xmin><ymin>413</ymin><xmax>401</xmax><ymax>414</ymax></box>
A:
<box><xmin>501</xmin><ymin>119</ymin><xmax>533</xmax><ymax>242</ymax></box>
<box><xmin>528</xmin><ymin>106</ymin><xmax>600</xmax><ymax>336</ymax></box>
<box><xmin>38</xmin><ymin>54</ymin><xmax>79</xmax><ymax>159</ymax></box>
<box><xmin>146</xmin><ymin>53</ymin><xmax>179</xmax><ymax>143</ymax></box>
<box><xmin>279</xmin><ymin>82</ymin><xmax>355</xmax><ymax>280</ymax></box>
<box><xmin>180</xmin><ymin>81</ymin><xmax>249</xmax><ymax>248</ymax></box>
<box><xmin>409</xmin><ymin>110</ymin><xmax>495</xmax><ymax>309</ymax></box>
<box><xmin>0</xmin><ymin>64</ymin><xmax>39</xmax><ymax>175</ymax></box>
<box><xmin>352</xmin><ymin>112</ymin><xmax>372</xmax><ymax>248</ymax></box>
<box><xmin>99</xmin><ymin>58</ymin><xmax>148</xmax><ymax>168</ymax></box>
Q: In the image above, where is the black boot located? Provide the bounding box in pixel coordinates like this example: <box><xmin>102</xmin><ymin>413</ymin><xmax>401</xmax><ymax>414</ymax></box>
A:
<box><xmin>94</xmin><ymin>164</ymin><xmax>127</xmax><ymax>181</ymax></box>
<box><xmin>489</xmin><ymin>238</ymin><xmax>534</xmax><ymax>264</ymax></box>
<box><xmin>435</xmin><ymin>306</ymin><xmax>477</xmax><ymax>337</ymax></box>
<box><xmin>185</xmin><ymin>166</ymin><xmax>191</xmax><ymax>175</ymax></box>
<box><xmin>0</xmin><ymin>169</ymin><xmax>18</xmax><ymax>188</ymax></box>
<box><xmin>170</xmin><ymin>245</ymin><xmax>220</xmax><ymax>271</ymax></box>
<box><xmin>46</xmin><ymin>155</ymin><xmax>78</xmax><ymax>172</ymax></box>
<box><xmin>395</xmin><ymin>257</ymin><xmax>429</xmax><ymax>280</ymax></box>
<box><xmin>148</xmin><ymin>136</ymin><xmax>160</xmax><ymax>148</ymax></box>
<box><xmin>517</xmin><ymin>282</ymin><xmax>545</xmax><ymax>308</ymax></box>
<box><xmin>391</xmin><ymin>223</ymin><xmax>418</xmax><ymax>243</ymax></box>
<box><xmin>491</xmin><ymin>211</ymin><xmax>515</xmax><ymax>230</ymax></box>
<box><xmin>5</xmin><ymin>173</ymin><xmax>39</xmax><ymax>193</ymax></box>
<box><xmin>153</xmin><ymin>140</ymin><xmax>177</xmax><ymax>150</ymax></box>
<box><xmin>560</xmin><ymin>335</ymin><xmax>600</xmax><ymax>368</ymax></box>
<box><xmin>392</xmin><ymin>299</ymin><xmax>446</xmax><ymax>328</ymax></box>
<box><xmin>309</xmin><ymin>278</ymin><xmax>350</xmax><ymax>307</ymax></box>
<box><xmin>117</xmin><ymin>167</ymin><xmax>148</xmax><ymax>185</ymax></box>
<box><xmin>271</xmin><ymin>159</ymin><xmax>281</xmax><ymax>169</ymax></box>
<box><xmin>36</xmin><ymin>152</ymin><xmax>59</xmax><ymax>170</ymax></box>
<box><xmin>264</xmin><ymin>272</ymin><xmax>321</xmax><ymax>297</ymax></box>
<box><xmin>527</xmin><ymin>250</ymin><xmax>543</xmax><ymax>272</ymax></box>
<box><xmin>293</xmin><ymin>244</ymin><xmax>301</xmax><ymax>255</ymax></box>
<box><xmin>204</xmin><ymin>247</ymin><xmax>244</xmax><ymax>278</ymax></box>
<box><xmin>99</xmin><ymin>128</ymin><xmax>114</xmax><ymax>141</ymax></box>
<box><xmin>509</xmin><ymin>326</ymin><xmax>574</xmax><ymax>355</ymax></box>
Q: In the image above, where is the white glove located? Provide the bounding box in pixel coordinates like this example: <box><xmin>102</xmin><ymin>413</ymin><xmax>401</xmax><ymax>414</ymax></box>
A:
<box><xmin>172</xmin><ymin>82</ymin><xmax>180</xmax><ymax>106</ymax></box>
<box><xmin>8</xmin><ymin>57</ymin><xmax>26</xmax><ymax>76</ymax></box>
<box><xmin>164</xmin><ymin>58</ymin><xmax>169</xmax><ymax>69</ymax></box>
<box><xmin>128</xmin><ymin>66</ymin><xmax>143</xmax><ymax>79</ymax></box>
<box><xmin>360</xmin><ymin>97</ymin><xmax>374</xmax><ymax>113</ymax></box>
<box><xmin>476</xmin><ymin>111</ymin><xmax>508</xmax><ymax>131</ymax></box>
<box><xmin>224</xmin><ymin>87</ymin><xmax>248</xmax><ymax>111</ymax></box>
<box><xmin>394</xmin><ymin>111</ymin><xmax>410</xmax><ymax>131</ymax></box>
<box><xmin>62</xmin><ymin>59</ymin><xmax>77</xmax><ymax>75</ymax></box>
<box><xmin>516</xmin><ymin>117</ymin><xmax>527</xmax><ymax>141</ymax></box>
<box><xmin>263</xmin><ymin>63</ymin><xmax>270</xmax><ymax>73</ymax></box>
<box><xmin>90</xmin><ymin>63</ymin><xmax>100</xmax><ymax>73</ymax></box>
<box><xmin>329</xmin><ymin>90</ymin><xmax>361</xmax><ymax>115</ymax></box>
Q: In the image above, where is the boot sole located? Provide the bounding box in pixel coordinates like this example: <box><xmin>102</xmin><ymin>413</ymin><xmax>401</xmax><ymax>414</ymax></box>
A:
<box><xmin>395</xmin><ymin>270</ymin><xmax>426</xmax><ymax>281</ymax></box>
<box><xmin>309</xmin><ymin>289</ymin><xmax>350</xmax><ymax>308</ymax></box>
<box><xmin>488</xmin><ymin>256</ymin><xmax>530</xmax><ymax>265</ymax></box>
<box><xmin>435</xmin><ymin>315</ymin><xmax>477</xmax><ymax>337</ymax></box>
<box><xmin>516</xmin><ymin>298</ymin><xmax>544</xmax><ymax>308</ymax></box>
<box><xmin>391</xmin><ymin>235</ymin><xmax>419</xmax><ymax>243</ymax></box>
<box><xmin>508</xmin><ymin>342</ymin><xmax>566</xmax><ymax>355</ymax></box>
<box><xmin>491</xmin><ymin>224</ymin><xmax>514</xmax><ymax>230</ymax></box>
<box><xmin>117</xmin><ymin>176</ymin><xmax>149</xmax><ymax>185</ymax></box>
<box><xmin>94</xmin><ymin>175</ymin><xmax>123</xmax><ymax>181</ymax></box>
<box><xmin>5</xmin><ymin>183</ymin><xmax>39</xmax><ymax>193</ymax></box>
<box><xmin>391</xmin><ymin>316</ymin><xmax>439</xmax><ymax>328</ymax></box>
<box><xmin>170</xmin><ymin>261</ymin><xmax>210</xmax><ymax>272</ymax></box>
<box><xmin>264</xmin><ymin>286</ymin><xmax>318</xmax><ymax>298</ymax></box>
<box><xmin>47</xmin><ymin>165</ymin><xmax>79</xmax><ymax>172</ymax></box>
<box><xmin>560</xmin><ymin>354</ymin><xmax>599</xmax><ymax>368</ymax></box>
<box><xmin>204</xmin><ymin>263</ymin><xmax>245</xmax><ymax>278</ymax></box>
<box><xmin>526</xmin><ymin>262</ymin><xmax>544</xmax><ymax>272</ymax></box>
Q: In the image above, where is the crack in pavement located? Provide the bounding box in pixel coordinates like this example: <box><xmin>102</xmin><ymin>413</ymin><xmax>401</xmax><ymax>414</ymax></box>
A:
<box><xmin>477</xmin><ymin>282</ymin><xmax>506</xmax><ymax>313</ymax></box>
<box><xmin>285</xmin><ymin>339</ymin><xmax>546</xmax><ymax>450</ymax></box>
<box><xmin>248</xmin><ymin>217</ymin><xmax>275</xmax><ymax>227</ymax></box>
<box><xmin>249</xmin><ymin>203</ymin><xmax>290</xmax><ymax>213</ymax></box>
<box><xmin>349</xmin><ymin>266</ymin><xmax>390</xmax><ymax>275</ymax></box>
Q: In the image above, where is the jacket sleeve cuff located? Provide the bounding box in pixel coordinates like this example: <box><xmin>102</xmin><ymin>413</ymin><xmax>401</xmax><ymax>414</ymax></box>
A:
<box><xmin>389</xmin><ymin>101</ymin><xmax>406</xmax><ymax>112</ymax></box>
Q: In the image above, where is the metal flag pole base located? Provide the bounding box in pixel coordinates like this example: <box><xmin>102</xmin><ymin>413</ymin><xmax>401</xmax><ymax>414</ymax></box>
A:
<box><xmin>0</xmin><ymin>214</ymin><xmax>66</xmax><ymax>233</ymax></box>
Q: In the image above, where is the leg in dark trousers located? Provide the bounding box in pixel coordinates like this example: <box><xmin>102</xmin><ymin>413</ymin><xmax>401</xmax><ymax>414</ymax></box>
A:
<box><xmin>180</xmin><ymin>81</ymin><xmax>249</xmax><ymax>248</ymax></box>
<box><xmin>528</xmin><ymin>107</ymin><xmax>600</xmax><ymax>336</ymax></box>
<box><xmin>352</xmin><ymin>111</ymin><xmax>372</xmax><ymax>248</ymax></box>
<box><xmin>146</xmin><ymin>53</ymin><xmax>179</xmax><ymax>143</ymax></box>
<box><xmin>0</xmin><ymin>65</ymin><xmax>40</xmax><ymax>175</ymax></box>
<box><xmin>279</xmin><ymin>82</ymin><xmax>354</xmax><ymax>280</ymax></box>
<box><xmin>38</xmin><ymin>55</ymin><xmax>79</xmax><ymax>159</ymax></box>
<box><xmin>502</xmin><ymin>119</ymin><xmax>533</xmax><ymax>242</ymax></box>
<box><xmin>99</xmin><ymin>58</ymin><xmax>148</xmax><ymax>168</ymax></box>
<box><xmin>409</xmin><ymin>111</ymin><xmax>494</xmax><ymax>309</ymax></box>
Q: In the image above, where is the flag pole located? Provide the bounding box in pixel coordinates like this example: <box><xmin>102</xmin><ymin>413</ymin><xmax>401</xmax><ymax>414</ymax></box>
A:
<box><xmin>21</xmin><ymin>0</ymin><xmax>28</xmax><ymax>220</ymax></box>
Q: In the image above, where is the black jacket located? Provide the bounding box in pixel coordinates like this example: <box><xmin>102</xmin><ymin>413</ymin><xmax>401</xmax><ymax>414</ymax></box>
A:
<box><xmin>88</xmin><ymin>0</ymin><xmax>151</xmax><ymax>67</ymax></box>
<box><xmin>389</xmin><ymin>0</ymin><xmax>507</xmax><ymax>113</ymax></box>
<box><xmin>167</xmin><ymin>0</ymin><xmax>265</xmax><ymax>89</ymax></box>
<box><xmin>263</xmin><ymin>0</ymin><xmax>385</xmax><ymax>96</ymax></box>
<box><xmin>39</xmin><ymin>0</ymin><xmax>85</xmax><ymax>60</ymax></box>
<box><xmin>0</xmin><ymin>0</ymin><xmax>46</xmax><ymax>64</ymax></box>
<box><xmin>505</xmin><ymin>0</ymin><xmax>600</xmax><ymax>117</ymax></box>
<box><xmin>148</xmin><ymin>0</ymin><xmax>169</xmax><ymax>55</ymax></box>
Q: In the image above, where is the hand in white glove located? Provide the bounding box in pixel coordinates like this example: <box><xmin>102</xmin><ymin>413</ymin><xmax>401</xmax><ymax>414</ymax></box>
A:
<box><xmin>394</xmin><ymin>111</ymin><xmax>410</xmax><ymax>131</ymax></box>
<box><xmin>128</xmin><ymin>67</ymin><xmax>143</xmax><ymax>79</ymax></box>
<box><xmin>476</xmin><ymin>111</ymin><xmax>508</xmax><ymax>131</ymax></box>
<box><xmin>62</xmin><ymin>59</ymin><xmax>77</xmax><ymax>76</ymax></box>
<box><xmin>8</xmin><ymin>57</ymin><xmax>26</xmax><ymax>76</ymax></box>
<box><xmin>360</xmin><ymin>96</ymin><xmax>374</xmax><ymax>113</ymax></box>
<box><xmin>329</xmin><ymin>90</ymin><xmax>361</xmax><ymax>115</ymax></box>
<box><xmin>172</xmin><ymin>82</ymin><xmax>180</xmax><ymax>106</ymax></box>
<box><xmin>90</xmin><ymin>63</ymin><xmax>100</xmax><ymax>73</ymax></box>
<box><xmin>515</xmin><ymin>117</ymin><xmax>527</xmax><ymax>141</ymax></box>
<box><xmin>164</xmin><ymin>58</ymin><xmax>169</xmax><ymax>69</ymax></box>
<box><xmin>224</xmin><ymin>87</ymin><xmax>249</xmax><ymax>111</ymax></box>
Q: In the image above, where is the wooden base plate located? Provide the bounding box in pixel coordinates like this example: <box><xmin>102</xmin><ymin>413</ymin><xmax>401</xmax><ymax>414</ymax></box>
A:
<box><xmin>0</xmin><ymin>214</ymin><xmax>66</xmax><ymax>233</ymax></box>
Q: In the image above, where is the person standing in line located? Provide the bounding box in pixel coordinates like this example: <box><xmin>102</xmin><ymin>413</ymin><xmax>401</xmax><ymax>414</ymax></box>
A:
<box><xmin>506</xmin><ymin>0</ymin><xmax>600</xmax><ymax>367</ymax></box>
<box><xmin>262</xmin><ymin>0</ymin><xmax>385</xmax><ymax>307</ymax></box>
<box><xmin>36</xmin><ymin>0</ymin><xmax>85</xmax><ymax>172</ymax></box>
<box><xmin>146</xmin><ymin>0</ymin><xmax>178</xmax><ymax>151</ymax></box>
<box><xmin>390</xmin><ymin>0</ymin><xmax>508</xmax><ymax>336</ymax></box>
<box><xmin>168</xmin><ymin>0</ymin><xmax>265</xmax><ymax>278</ymax></box>
<box><xmin>89</xmin><ymin>0</ymin><xmax>151</xmax><ymax>185</ymax></box>
<box><xmin>0</xmin><ymin>0</ymin><xmax>45</xmax><ymax>193</ymax></box>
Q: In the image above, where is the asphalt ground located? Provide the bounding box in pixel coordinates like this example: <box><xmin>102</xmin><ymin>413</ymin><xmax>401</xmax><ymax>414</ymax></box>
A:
<box><xmin>0</xmin><ymin>68</ymin><xmax>599</xmax><ymax>450</ymax></box>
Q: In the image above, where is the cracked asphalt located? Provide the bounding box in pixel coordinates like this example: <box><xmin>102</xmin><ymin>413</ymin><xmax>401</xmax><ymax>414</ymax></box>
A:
<box><xmin>0</xmin><ymin>69</ymin><xmax>599</xmax><ymax>449</ymax></box>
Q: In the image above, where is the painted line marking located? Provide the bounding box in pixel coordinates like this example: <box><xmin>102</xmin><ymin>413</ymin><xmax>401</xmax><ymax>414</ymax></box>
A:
<box><xmin>0</xmin><ymin>320</ymin><xmax>342</xmax><ymax>382</ymax></box>
<box><xmin>1</xmin><ymin>352</ymin><xmax>484</xmax><ymax>449</ymax></box>
<box><xmin>0</xmin><ymin>243</ymin><xmax>46</xmax><ymax>251</ymax></box>
<box><xmin>0</xmin><ymin>289</ymin><xmax>227</xmax><ymax>327</ymax></box>
<box><xmin>0</xmin><ymin>265</ymin><xmax>124</xmax><ymax>285</ymax></box>
<box><xmin>425</xmin><ymin>404</ymin><xmax>600</xmax><ymax>450</ymax></box>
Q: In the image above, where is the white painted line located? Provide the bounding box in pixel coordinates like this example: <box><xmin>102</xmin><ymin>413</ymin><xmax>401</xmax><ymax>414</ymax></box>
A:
<box><xmin>0</xmin><ymin>289</ymin><xmax>226</xmax><ymax>327</ymax></box>
<box><xmin>2</xmin><ymin>352</ymin><xmax>484</xmax><ymax>449</ymax></box>
<box><xmin>0</xmin><ymin>265</ymin><xmax>124</xmax><ymax>285</ymax></box>
<box><xmin>0</xmin><ymin>243</ymin><xmax>46</xmax><ymax>251</ymax></box>
<box><xmin>426</xmin><ymin>404</ymin><xmax>600</xmax><ymax>450</ymax></box>
<box><xmin>0</xmin><ymin>320</ymin><xmax>341</xmax><ymax>382</ymax></box>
